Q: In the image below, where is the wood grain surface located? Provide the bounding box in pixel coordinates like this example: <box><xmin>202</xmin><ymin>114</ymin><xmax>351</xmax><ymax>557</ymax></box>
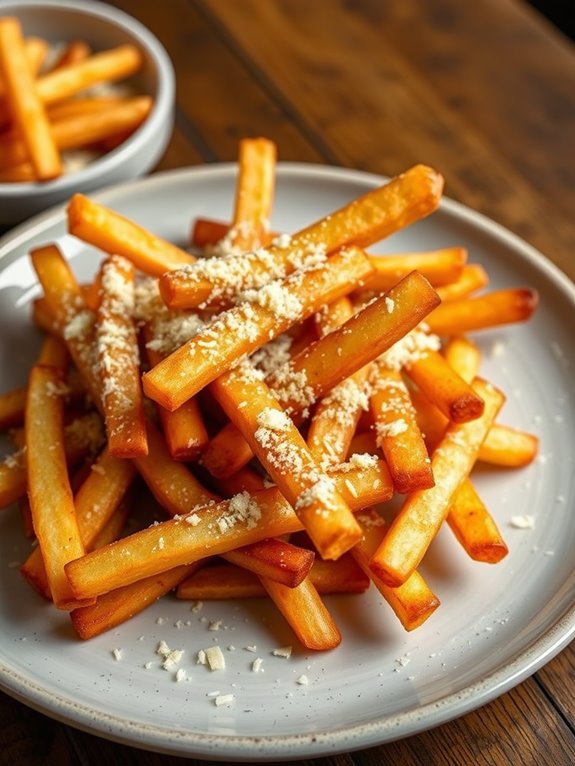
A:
<box><xmin>1</xmin><ymin>1</ymin><xmax>573</xmax><ymax>764</ymax></box>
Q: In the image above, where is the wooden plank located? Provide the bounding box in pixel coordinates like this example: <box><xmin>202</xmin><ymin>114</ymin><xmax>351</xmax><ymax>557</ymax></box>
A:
<box><xmin>536</xmin><ymin>642</ymin><xmax>575</xmax><ymax>727</ymax></box>
<box><xmin>109</xmin><ymin>0</ymin><xmax>325</xmax><ymax>163</ymax></box>
<box><xmin>199</xmin><ymin>0</ymin><xmax>575</xmax><ymax>279</ymax></box>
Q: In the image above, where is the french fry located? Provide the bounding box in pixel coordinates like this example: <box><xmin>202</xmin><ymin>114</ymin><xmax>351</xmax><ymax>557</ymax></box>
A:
<box><xmin>97</xmin><ymin>255</ymin><xmax>147</xmax><ymax>457</ymax></box>
<box><xmin>21</xmin><ymin>447</ymin><xmax>136</xmax><ymax>598</ymax></box>
<box><xmin>143</xmin><ymin>246</ymin><xmax>375</xmax><ymax>411</ymax></box>
<box><xmin>442</xmin><ymin>336</ymin><xmax>481</xmax><ymax>384</ymax></box>
<box><xmin>362</xmin><ymin>247</ymin><xmax>467</xmax><ymax>292</ymax></box>
<box><xmin>478</xmin><ymin>423</ymin><xmax>539</xmax><ymax>467</ymax></box>
<box><xmin>406</xmin><ymin>349</ymin><xmax>485</xmax><ymax>423</ymax></box>
<box><xmin>369</xmin><ymin>364</ymin><xmax>434</xmax><ymax>493</ymax></box>
<box><xmin>67</xmin><ymin>194</ymin><xmax>195</xmax><ymax>277</ymax></box>
<box><xmin>70</xmin><ymin>564</ymin><xmax>197</xmax><ymax>640</ymax></box>
<box><xmin>425</xmin><ymin>288</ymin><xmax>539</xmax><ymax>335</ymax></box>
<box><xmin>0</xmin><ymin>96</ymin><xmax>153</xmax><ymax>171</ymax></box>
<box><xmin>260</xmin><ymin>575</ymin><xmax>342</xmax><ymax>650</ymax></box>
<box><xmin>446</xmin><ymin>480</ymin><xmax>508</xmax><ymax>563</ymax></box>
<box><xmin>190</xmin><ymin>217</ymin><xmax>278</xmax><ymax>249</ymax></box>
<box><xmin>176</xmin><ymin>555</ymin><xmax>370</xmax><ymax>600</ymax></box>
<box><xmin>223</xmin><ymin>538</ymin><xmax>314</xmax><ymax>588</ymax></box>
<box><xmin>47</xmin><ymin>40</ymin><xmax>91</xmax><ymax>72</ymax></box>
<box><xmin>370</xmin><ymin>378</ymin><xmax>505</xmax><ymax>587</ymax></box>
<box><xmin>201</xmin><ymin>271</ymin><xmax>440</xmax><ymax>477</ymax></box>
<box><xmin>35</xmin><ymin>44</ymin><xmax>142</xmax><ymax>106</ymax></box>
<box><xmin>159</xmin><ymin>164</ymin><xmax>444</xmax><ymax>310</ymax></box>
<box><xmin>64</xmin><ymin>458</ymin><xmax>395</xmax><ymax>602</ymax></box>
<box><xmin>25</xmin><ymin>365</ymin><xmax>88</xmax><ymax>609</ymax></box>
<box><xmin>0</xmin><ymin>18</ymin><xmax>61</xmax><ymax>180</ymax></box>
<box><xmin>210</xmin><ymin>362</ymin><xmax>362</xmax><ymax>560</ymax></box>
<box><xmin>435</xmin><ymin>264</ymin><xmax>489</xmax><ymax>302</ymax></box>
<box><xmin>352</xmin><ymin>508</ymin><xmax>440</xmax><ymax>630</ymax></box>
<box><xmin>30</xmin><ymin>244</ymin><xmax>101</xmax><ymax>406</ymax></box>
<box><xmin>231</xmin><ymin>137</ymin><xmax>277</xmax><ymax>249</ymax></box>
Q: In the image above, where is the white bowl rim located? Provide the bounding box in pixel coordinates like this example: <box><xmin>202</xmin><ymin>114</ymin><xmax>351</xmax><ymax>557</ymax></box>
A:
<box><xmin>0</xmin><ymin>0</ymin><xmax>175</xmax><ymax>198</ymax></box>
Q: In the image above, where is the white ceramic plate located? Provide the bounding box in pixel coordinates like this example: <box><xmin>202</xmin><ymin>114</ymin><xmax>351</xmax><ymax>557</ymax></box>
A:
<box><xmin>0</xmin><ymin>165</ymin><xmax>574</xmax><ymax>762</ymax></box>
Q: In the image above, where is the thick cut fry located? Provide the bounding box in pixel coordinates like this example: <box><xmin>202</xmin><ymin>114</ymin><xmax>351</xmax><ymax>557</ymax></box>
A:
<box><xmin>64</xmin><ymin>460</ymin><xmax>394</xmax><ymax>601</ymax></box>
<box><xmin>260</xmin><ymin>575</ymin><xmax>342</xmax><ymax>650</ymax></box>
<box><xmin>21</xmin><ymin>448</ymin><xmax>136</xmax><ymax>599</ymax></box>
<box><xmin>0</xmin><ymin>37</ymin><xmax>47</xmax><ymax>100</ymax></box>
<box><xmin>425</xmin><ymin>288</ymin><xmax>539</xmax><ymax>335</ymax></box>
<box><xmin>369</xmin><ymin>365</ymin><xmax>433</xmax><ymax>493</ymax></box>
<box><xmin>159</xmin><ymin>164</ymin><xmax>444</xmax><ymax>310</ymax></box>
<box><xmin>25</xmin><ymin>365</ymin><xmax>87</xmax><ymax>609</ymax></box>
<box><xmin>190</xmin><ymin>217</ymin><xmax>278</xmax><ymax>249</ymax></box>
<box><xmin>406</xmin><ymin>350</ymin><xmax>485</xmax><ymax>423</ymax></box>
<box><xmin>370</xmin><ymin>378</ymin><xmax>505</xmax><ymax>587</ymax></box>
<box><xmin>362</xmin><ymin>247</ymin><xmax>467</xmax><ymax>291</ymax></box>
<box><xmin>0</xmin><ymin>18</ymin><xmax>61</xmax><ymax>179</ymax></box>
<box><xmin>210</xmin><ymin>362</ymin><xmax>362</xmax><ymax>560</ymax></box>
<box><xmin>0</xmin><ymin>97</ymin><xmax>152</xmax><ymax>171</ymax></box>
<box><xmin>231</xmin><ymin>137</ymin><xmax>276</xmax><ymax>249</ymax></box>
<box><xmin>144</xmin><ymin>247</ymin><xmax>375</xmax><ymax>411</ymax></box>
<box><xmin>35</xmin><ymin>44</ymin><xmax>142</xmax><ymax>106</ymax></box>
<box><xmin>435</xmin><ymin>264</ymin><xmax>489</xmax><ymax>302</ymax></box>
<box><xmin>442</xmin><ymin>336</ymin><xmax>481</xmax><ymax>384</ymax></box>
<box><xmin>478</xmin><ymin>424</ymin><xmax>539</xmax><ymax>467</ymax></box>
<box><xmin>447</xmin><ymin>479</ymin><xmax>508</xmax><ymax>563</ymax></box>
<box><xmin>47</xmin><ymin>40</ymin><xmax>91</xmax><ymax>72</ymax></box>
<box><xmin>132</xmin><ymin>421</ymin><xmax>219</xmax><ymax>515</ymax></box>
<box><xmin>70</xmin><ymin>565</ymin><xmax>197</xmax><ymax>640</ymax></box>
<box><xmin>97</xmin><ymin>255</ymin><xmax>147</xmax><ymax>457</ymax></box>
<box><xmin>30</xmin><ymin>244</ymin><xmax>101</xmax><ymax>406</ymax></box>
<box><xmin>201</xmin><ymin>271</ymin><xmax>440</xmax><ymax>477</ymax></box>
<box><xmin>176</xmin><ymin>555</ymin><xmax>369</xmax><ymax>600</ymax></box>
<box><xmin>223</xmin><ymin>538</ymin><xmax>314</xmax><ymax>588</ymax></box>
<box><xmin>67</xmin><ymin>194</ymin><xmax>195</xmax><ymax>277</ymax></box>
<box><xmin>144</xmin><ymin>331</ymin><xmax>209</xmax><ymax>461</ymax></box>
<box><xmin>352</xmin><ymin>508</ymin><xmax>440</xmax><ymax>630</ymax></box>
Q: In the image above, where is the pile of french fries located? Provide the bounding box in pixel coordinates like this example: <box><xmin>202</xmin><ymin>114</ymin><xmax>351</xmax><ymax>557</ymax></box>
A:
<box><xmin>0</xmin><ymin>17</ymin><xmax>151</xmax><ymax>183</ymax></box>
<box><xmin>0</xmin><ymin>137</ymin><xmax>540</xmax><ymax>652</ymax></box>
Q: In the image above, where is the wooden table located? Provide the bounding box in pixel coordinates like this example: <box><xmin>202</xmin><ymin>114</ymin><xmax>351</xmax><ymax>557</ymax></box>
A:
<box><xmin>1</xmin><ymin>0</ymin><xmax>574</xmax><ymax>764</ymax></box>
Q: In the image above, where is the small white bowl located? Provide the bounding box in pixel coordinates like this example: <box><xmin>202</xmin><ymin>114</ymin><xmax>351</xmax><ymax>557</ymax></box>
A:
<box><xmin>0</xmin><ymin>0</ymin><xmax>175</xmax><ymax>227</ymax></box>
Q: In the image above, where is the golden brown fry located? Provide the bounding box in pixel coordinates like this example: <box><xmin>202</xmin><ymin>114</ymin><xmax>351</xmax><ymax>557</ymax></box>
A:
<box><xmin>426</xmin><ymin>288</ymin><xmax>539</xmax><ymax>335</ymax></box>
<box><xmin>67</xmin><ymin>194</ymin><xmax>195</xmax><ymax>277</ymax></box>
<box><xmin>435</xmin><ymin>264</ymin><xmax>489</xmax><ymax>302</ymax></box>
<box><xmin>363</xmin><ymin>247</ymin><xmax>467</xmax><ymax>291</ymax></box>
<box><xmin>370</xmin><ymin>378</ymin><xmax>505</xmax><ymax>587</ymax></box>
<box><xmin>0</xmin><ymin>18</ymin><xmax>61</xmax><ymax>180</ymax></box>
<box><xmin>97</xmin><ymin>255</ymin><xmax>147</xmax><ymax>457</ymax></box>
<box><xmin>446</xmin><ymin>479</ymin><xmax>508</xmax><ymax>563</ymax></box>
<box><xmin>406</xmin><ymin>349</ymin><xmax>485</xmax><ymax>423</ymax></box>
<box><xmin>223</xmin><ymin>538</ymin><xmax>314</xmax><ymax>588</ymax></box>
<box><xmin>144</xmin><ymin>247</ymin><xmax>374</xmax><ymax>411</ymax></box>
<box><xmin>25</xmin><ymin>365</ymin><xmax>87</xmax><ymax>609</ymax></box>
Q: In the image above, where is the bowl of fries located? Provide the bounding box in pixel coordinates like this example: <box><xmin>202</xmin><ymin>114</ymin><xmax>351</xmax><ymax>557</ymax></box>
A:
<box><xmin>0</xmin><ymin>0</ymin><xmax>175</xmax><ymax>227</ymax></box>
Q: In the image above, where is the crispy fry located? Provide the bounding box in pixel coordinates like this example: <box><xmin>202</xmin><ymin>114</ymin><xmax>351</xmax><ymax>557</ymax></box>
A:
<box><xmin>67</xmin><ymin>194</ymin><xmax>195</xmax><ymax>277</ymax></box>
<box><xmin>224</xmin><ymin>538</ymin><xmax>314</xmax><ymax>588</ymax></box>
<box><xmin>159</xmin><ymin>164</ymin><xmax>444</xmax><ymax>310</ymax></box>
<box><xmin>426</xmin><ymin>288</ymin><xmax>539</xmax><ymax>335</ymax></box>
<box><xmin>0</xmin><ymin>18</ymin><xmax>61</xmax><ymax>179</ymax></box>
<box><xmin>352</xmin><ymin>508</ymin><xmax>440</xmax><ymax>630</ymax></box>
<box><xmin>260</xmin><ymin>575</ymin><xmax>342</xmax><ymax>650</ymax></box>
<box><xmin>406</xmin><ymin>349</ymin><xmax>485</xmax><ymax>423</ymax></box>
<box><xmin>442</xmin><ymin>336</ymin><xmax>481</xmax><ymax>384</ymax></box>
<box><xmin>210</xmin><ymin>362</ymin><xmax>362</xmax><ymax>560</ymax></box>
<box><xmin>47</xmin><ymin>40</ymin><xmax>91</xmax><ymax>72</ymax></box>
<box><xmin>370</xmin><ymin>378</ymin><xmax>505</xmax><ymax>587</ymax></box>
<box><xmin>25</xmin><ymin>365</ymin><xmax>87</xmax><ymax>609</ymax></box>
<box><xmin>369</xmin><ymin>364</ymin><xmax>433</xmax><ymax>493</ymax></box>
<box><xmin>64</xmin><ymin>460</ymin><xmax>394</xmax><ymax>601</ymax></box>
<box><xmin>362</xmin><ymin>247</ymin><xmax>467</xmax><ymax>291</ymax></box>
<box><xmin>97</xmin><ymin>255</ymin><xmax>147</xmax><ymax>457</ymax></box>
<box><xmin>446</xmin><ymin>479</ymin><xmax>508</xmax><ymax>563</ymax></box>
<box><xmin>176</xmin><ymin>555</ymin><xmax>369</xmax><ymax>600</ymax></box>
<box><xmin>144</xmin><ymin>247</ymin><xmax>375</xmax><ymax>411</ymax></box>
<box><xmin>202</xmin><ymin>271</ymin><xmax>440</xmax><ymax>477</ymax></box>
<box><xmin>0</xmin><ymin>96</ymin><xmax>153</xmax><ymax>172</ymax></box>
<box><xmin>35</xmin><ymin>44</ymin><xmax>142</xmax><ymax>106</ymax></box>
<box><xmin>479</xmin><ymin>423</ymin><xmax>539</xmax><ymax>467</ymax></box>
<box><xmin>231</xmin><ymin>137</ymin><xmax>276</xmax><ymax>249</ymax></box>
<box><xmin>435</xmin><ymin>264</ymin><xmax>489</xmax><ymax>302</ymax></box>
<box><xmin>190</xmin><ymin>217</ymin><xmax>278</xmax><ymax>249</ymax></box>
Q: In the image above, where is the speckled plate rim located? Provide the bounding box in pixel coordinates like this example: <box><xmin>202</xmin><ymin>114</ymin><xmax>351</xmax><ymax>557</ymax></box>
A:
<box><xmin>0</xmin><ymin>163</ymin><xmax>574</xmax><ymax>762</ymax></box>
